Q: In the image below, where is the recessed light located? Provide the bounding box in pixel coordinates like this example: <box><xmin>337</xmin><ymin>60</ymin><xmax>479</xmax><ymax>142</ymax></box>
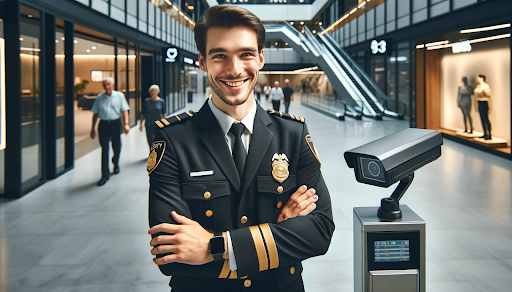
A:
<box><xmin>86</xmin><ymin>49</ymin><xmax>90</xmax><ymax>52</ymax></box>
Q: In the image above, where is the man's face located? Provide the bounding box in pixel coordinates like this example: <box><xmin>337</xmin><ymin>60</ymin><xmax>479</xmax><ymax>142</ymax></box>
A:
<box><xmin>103</xmin><ymin>80</ymin><xmax>113</xmax><ymax>95</ymax></box>
<box><xmin>199</xmin><ymin>26</ymin><xmax>264</xmax><ymax>106</ymax></box>
<box><xmin>274</xmin><ymin>81</ymin><xmax>279</xmax><ymax>88</ymax></box>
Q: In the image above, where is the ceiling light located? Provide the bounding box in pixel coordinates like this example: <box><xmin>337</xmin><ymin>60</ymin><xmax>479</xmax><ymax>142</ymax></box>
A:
<box><xmin>312</xmin><ymin>30</ymin><xmax>316</xmax><ymax>34</ymax></box>
<box><xmin>19</xmin><ymin>38</ymin><xmax>24</xmax><ymax>41</ymax></box>
<box><xmin>74</xmin><ymin>40</ymin><xmax>78</xmax><ymax>43</ymax></box>
<box><xmin>349</xmin><ymin>8</ymin><xmax>357</xmax><ymax>14</ymax></box>
<box><xmin>461</xmin><ymin>23</ymin><xmax>511</xmax><ymax>34</ymax></box>
<box><xmin>28</xmin><ymin>15</ymin><xmax>32</xmax><ymax>18</ymax></box>
<box><xmin>358</xmin><ymin>2</ymin><xmax>365</xmax><ymax>8</ymax></box>
<box><xmin>86</xmin><ymin>49</ymin><xmax>90</xmax><ymax>52</ymax></box>
<box><xmin>425</xmin><ymin>40</ymin><xmax>449</xmax><ymax>47</ymax></box>
<box><xmin>55</xmin><ymin>40</ymin><xmax>59</xmax><ymax>43</ymax></box>
<box><xmin>275</xmin><ymin>42</ymin><xmax>278</xmax><ymax>45</ymax></box>
<box><xmin>470</xmin><ymin>33</ymin><xmax>510</xmax><ymax>44</ymax></box>
<box><xmin>61</xmin><ymin>37</ymin><xmax>65</xmax><ymax>40</ymax></box>
<box><xmin>300</xmin><ymin>21</ymin><xmax>304</xmax><ymax>25</ymax></box>
<box><xmin>92</xmin><ymin>46</ymin><xmax>96</xmax><ymax>50</ymax></box>
<box><xmin>290</xmin><ymin>21</ymin><xmax>294</xmax><ymax>25</ymax></box>
<box><xmin>319</xmin><ymin>22</ymin><xmax>322</xmax><ymax>26</ymax></box>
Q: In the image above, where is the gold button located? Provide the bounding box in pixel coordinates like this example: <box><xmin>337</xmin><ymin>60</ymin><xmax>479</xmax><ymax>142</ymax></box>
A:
<box><xmin>244</xmin><ymin>279</ymin><xmax>252</xmax><ymax>287</ymax></box>
<box><xmin>277</xmin><ymin>186</ymin><xmax>284</xmax><ymax>193</ymax></box>
<box><xmin>277</xmin><ymin>201</ymin><xmax>283</xmax><ymax>208</ymax></box>
<box><xmin>205</xmin><ymin>210</ymin><xmax>213</xmax><ymax>217</ymax></box>
<box><xmin>241</xmin><ymin>216</ymin><xmax>248</xmax><ymax>224</ymax></box>
<box><xmin>290</xmin><ymin>267</ymin><xmax>295</xmax><ymax>274</ymax></box>
<box><xmin>204</xmin><ymin>191</ymin><xmax>211</xmax><ymax>199</ymax></box>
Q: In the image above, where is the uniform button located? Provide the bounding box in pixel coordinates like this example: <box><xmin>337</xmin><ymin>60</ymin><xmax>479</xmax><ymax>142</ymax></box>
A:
<box><xmin>277</xmin><ymin>201</ymin><xmax>283</xmax><ymax>208</ymax></box>
<box><xmin>290</xmin><ymin>267</ymin><xmax>295</xmax><ymax>274</ymax></box>
<box><xmin>277</xmin><ymin>186</ymin><xmax>284</xmax><ymax>193</ymax></box>
<box><xmin>244</xmin><ymin>279</ymin><xmax>252</xmax><ymax>288</ymax></box>
<box><xmin>205</xmin><ymin>210</ymin><xmax>213</xmax><ymax>217</ymax></box>
<box><xmin>204</xmin><ymin>191</ymin><xmax>211</xmax><ymax>199</ymax></box>
<box><xmin>241</xmin><ymin>216</ymin><xmax>248</xmax><ymax>224</ymax></box>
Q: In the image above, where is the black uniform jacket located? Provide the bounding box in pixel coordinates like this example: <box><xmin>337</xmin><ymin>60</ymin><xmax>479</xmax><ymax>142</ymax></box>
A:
<box><xmin>148</xmin><ymin>101</ymin><xmax>335</xmax><ymax>290</ymax></box>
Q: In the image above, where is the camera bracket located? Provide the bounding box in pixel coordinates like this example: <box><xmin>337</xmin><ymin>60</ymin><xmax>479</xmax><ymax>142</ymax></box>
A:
<box><xmin>377</xmin><ymin>173</ymin><xmax>415</xmax><ymax>220</ymax></box>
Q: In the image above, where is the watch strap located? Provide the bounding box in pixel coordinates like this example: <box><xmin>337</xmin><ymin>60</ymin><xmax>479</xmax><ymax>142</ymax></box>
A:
<box><xmin>210</xmin><ymin>232</ymin><xmax>225</xmax><ymax>262</ymax></box>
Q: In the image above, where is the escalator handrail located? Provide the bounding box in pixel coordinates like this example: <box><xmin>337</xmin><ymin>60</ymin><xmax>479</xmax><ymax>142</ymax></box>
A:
<box><xmin>320</xmin><ymin>27</ymin><xmax>391</xmax><ymax>103</ymax></box>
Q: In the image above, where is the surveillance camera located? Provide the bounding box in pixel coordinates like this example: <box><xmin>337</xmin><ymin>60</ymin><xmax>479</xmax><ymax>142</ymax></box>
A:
<box><xmin>344</xmin><ymin>128</ymin><xmax>443</xmax><ymax>188</ymax></box>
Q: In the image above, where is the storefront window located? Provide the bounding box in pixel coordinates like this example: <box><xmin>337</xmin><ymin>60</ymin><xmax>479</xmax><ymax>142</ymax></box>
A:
<box><xmin>416</xmin><ymin>24</ymin><xmax>511</xmax><ymax>154</ymax></box>
<box><xmin>128</xmin><ymin>43</ymin><xmax>137</xmax><ymax>126</ymax></box>
<box><xmin>56</xmin><ymin>19</ymin><xmax>65</xmax><ymax>173</ymax></box>
<box><xmin>73</xmin><ymin>25</ymin><xmax>115</xmax><ymax>159</ymax></box>
<box><xmin>20</xmin><ymin>6</ymin><xmax>42</xmax><ymax>190</ymax></box>
<box><xmin>0</xmin><ymin>13</ymin><xmax>4</xmax><ymax>193</ymax></box>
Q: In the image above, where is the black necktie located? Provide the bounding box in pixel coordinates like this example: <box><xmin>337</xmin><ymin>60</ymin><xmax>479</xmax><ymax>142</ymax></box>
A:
<box><xmin>229</xmin><ymin>123</ymin><xmax>247</xmax><ymax>179</ymax></box>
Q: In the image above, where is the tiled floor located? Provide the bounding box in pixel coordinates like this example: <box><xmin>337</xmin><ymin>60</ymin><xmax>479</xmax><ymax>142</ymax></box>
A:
<box><xmin>1</xmin><ymin>95</ymin><xmax>512</xmax><ymax>292</ymax></box>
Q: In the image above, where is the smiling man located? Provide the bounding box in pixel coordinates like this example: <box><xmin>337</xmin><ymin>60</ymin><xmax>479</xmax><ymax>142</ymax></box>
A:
<box><xmin>147</xmin><ymin>5</ymin><xmax>334</xmax><ymax>292</ymax></box>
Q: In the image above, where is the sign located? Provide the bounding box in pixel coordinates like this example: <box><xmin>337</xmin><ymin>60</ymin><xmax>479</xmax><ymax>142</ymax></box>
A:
<box><xmin>371</xmin><ymin>40</ymin><xmax>387</xmax><ymax>54</ymax></box>
<box><xmin>0</xmin><ymin>39</ymin><xmax>5</xmax><ymax>150</ymax></box>
<box><xmin>165</xmin><ymin>48</ymin><xmax>178</xmax><ymax>63</ymax></box>
<box><xmin>452</xmin><ymin>40</ymin><xmax>472</xmax><ymax>54</ymax></box>
<box><xmin>183</xmin><ymin>57</ymin><xmax>194</xmax><ymax>65</ymax></box>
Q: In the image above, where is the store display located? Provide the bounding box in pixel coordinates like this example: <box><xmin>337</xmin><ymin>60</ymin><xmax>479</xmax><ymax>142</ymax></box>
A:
<box><xmin>457</xmin><ymin>77</ymin><xmax>474</xmax><ymax>133</ymax></box>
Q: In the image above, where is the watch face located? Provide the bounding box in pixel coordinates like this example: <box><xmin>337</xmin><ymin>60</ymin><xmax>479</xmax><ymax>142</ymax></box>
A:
<box><xmin>210</xmin><ymin>237</ymin><xmax>225</xmax><ymax>254</ymax></box>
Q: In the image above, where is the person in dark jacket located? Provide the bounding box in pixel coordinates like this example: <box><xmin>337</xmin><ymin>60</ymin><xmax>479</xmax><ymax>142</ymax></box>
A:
<box><xmin>139</xmin><ymin>84</ymin><xmax>166</xmax><ymax>146</ymax></box>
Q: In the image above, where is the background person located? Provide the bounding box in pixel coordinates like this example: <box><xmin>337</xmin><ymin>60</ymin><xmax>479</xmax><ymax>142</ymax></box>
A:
<box><xmin>254</xmin><ymin>83</ymin><xmax>262</xmax><ymax>102</ymax></box>
<box><xmin>270</xmin><ymin>80</ymin><xmax>284</xmax><ymax>111</ymax></box>
<box><xmin>90</xmin><ymin>77</ymin><xmax>130</xmax><ymax>186</ymax></box>
<box><xmin>263</xmin><ymin>83</ymin><xmax>271</xmax><ymax>102</ymax></box>
<box><xmin>474</xmin><ymin>74</ymin><xmax>492</xmax><ymax>140</ymax></box>
<box><xmin>282</xmin><ymin>79</ymin><xmax>294</xmax><ymax>114</ymax></box>
<box><xmin>139</xmin><ymin>85</ymin><xmax>167</xmax><ymax>146</ymax></box>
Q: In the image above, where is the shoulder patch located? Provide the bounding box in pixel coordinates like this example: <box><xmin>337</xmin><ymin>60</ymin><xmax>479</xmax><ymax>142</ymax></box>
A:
<box><xmin>155</xmin><ymin>110</ymin><xmax>194</xmax><ymax>128</ymax></box>
<box><xmin>147</xmin><ymin>141</ymin><xmax>166</xmax><ymax>174</ymax></box>
<box><xmin>305</xmin><ymin>134</ymin><xmax>321</xmax><ymax>165</ymax></box>
<box><xmin>267</xmin><ymin>109</ymin><xmax>305</xmax><ymax>123</ymax></box>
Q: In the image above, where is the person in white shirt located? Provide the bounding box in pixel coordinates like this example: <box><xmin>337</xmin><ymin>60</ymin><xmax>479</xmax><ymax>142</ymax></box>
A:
<box><xmin>269</xmin><ymin>81</ymin><xmax>284</xmax><ymax>111</ymax></box>
<box><xmin>263</xmin><ymin>83</ymin><xmax>271</xmax><ymax>101</ymax></box>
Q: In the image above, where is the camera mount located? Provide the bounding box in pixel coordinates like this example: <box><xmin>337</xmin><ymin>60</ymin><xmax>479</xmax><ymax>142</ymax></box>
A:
<box><xmin>377</xmin><ymin>173</ymin><xmax>414</xmax><ymax>220</ymax></box>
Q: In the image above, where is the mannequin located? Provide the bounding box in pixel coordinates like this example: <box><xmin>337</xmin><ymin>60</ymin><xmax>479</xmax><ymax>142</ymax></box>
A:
<box><xmin>457</xmin><ymin>77</ymin><xmax>474</xmax><ymax>133</ymax></box>
<box><xmin>474</xmin><ymin>74</ymin><xmax>492</xmax><ymax>140</ymax></box>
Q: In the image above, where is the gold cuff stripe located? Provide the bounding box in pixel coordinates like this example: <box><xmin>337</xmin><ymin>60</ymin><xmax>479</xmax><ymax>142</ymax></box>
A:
<box><xmin>155</xmin><ymin>120</ymin><xmax>164</xmax><ymax>128</ymax></box>
<box><xmin>218</xmin><ymin>260</ymin><xmax>230</xmax><ymax>279</ymax></box>
<box><xmin>228</xmin><ymin>270</ymin><xmax>238</xmax><ymax>279</ymax></box>
<box><xmin>174</xmin><ymin>115</ymin><xmax>181</xmax><ymax>122</ymax></box>
<box><xmin>161</xmin><ymin>118</ymin><xmax>170</xmax><ymax>126</ymax></box>
<box><xmin>186</xmin><ymin>111</ymin><xmax>194</xmax><ymax>117</ymax></box>
<box><xmin>259</xmin><ymin>223</ymin><xmax>279</xmax><ymax>269</ymax></box>
<box><xmin>249</xmin><ymin>225</ymin><xmax>269</xmax><ymax>271</ymax></box>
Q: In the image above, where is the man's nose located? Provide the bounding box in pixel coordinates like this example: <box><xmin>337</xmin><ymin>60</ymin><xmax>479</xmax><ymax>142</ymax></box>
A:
<box><xmin>225</xmin><ymin>56</ymin><xmax>243</xmax><ymax>77</ymax></box>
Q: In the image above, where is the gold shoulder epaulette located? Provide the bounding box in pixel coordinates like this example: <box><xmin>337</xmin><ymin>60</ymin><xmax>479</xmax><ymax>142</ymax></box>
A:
<box><xmin>155</xmin><ymin>110</ymin><xmax>194</xmax><ymax>128</ymax></box>
<box><xmin>267</xmin><ymin>109</ymin><xmax>305</xmax><ymax>123</ymax></box>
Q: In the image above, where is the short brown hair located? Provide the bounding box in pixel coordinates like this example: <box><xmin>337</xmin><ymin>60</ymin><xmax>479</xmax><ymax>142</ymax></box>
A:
<box><xmin>194</xmin><ymin>5</ymin><xmax>265</xmax><ymax>58</ymax></box>
<box><xmin>478</xmin><ymin>74</ymin><xmax>486</xmax><ymax>82</ymax></box>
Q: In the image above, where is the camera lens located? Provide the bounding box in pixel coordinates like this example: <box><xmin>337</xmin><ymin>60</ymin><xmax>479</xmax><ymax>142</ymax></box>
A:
<box><xmin>368</xmin><ymin>161</ymin><xmax>381</xmax><ymax>177</ymax></box>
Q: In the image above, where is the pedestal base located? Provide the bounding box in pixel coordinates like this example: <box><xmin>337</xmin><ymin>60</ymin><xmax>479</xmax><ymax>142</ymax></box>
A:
<box><xmin>473</xmin><ymin>136</ymin><xmax>508</xmax><ymax>148</ymax></box>
<box><xmin>456</xmin><ymin>131</ymin><xmax>483</xmax><ymax>138</ymax></box>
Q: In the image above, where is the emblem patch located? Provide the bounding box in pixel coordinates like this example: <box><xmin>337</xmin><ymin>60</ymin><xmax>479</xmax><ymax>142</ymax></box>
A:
<box><xmin>305</xmin><ymin>135</ymin><xmax>321</xmax><ymax>165</ymax></box>
<box><xmin>147</xmin><ymin>141</ymin><xmax>166</xmax><ymax>174</ymax></box>
<box><xmin>272</xmin><ymin>153</ymin><xmax>289</xmax><ymax>183</ymax></box>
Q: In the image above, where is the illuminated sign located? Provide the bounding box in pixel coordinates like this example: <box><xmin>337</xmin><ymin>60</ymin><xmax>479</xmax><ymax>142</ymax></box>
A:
<box><xmin>165</xmin><ymin>48</ymin><xmax>178</xmax><ymax>62</ymax></box>
<box><xmin>0</xmin><ymin>39</ymin><xmax>5</xmax><ymax>150</ymax></box>
<box><xmin>183</xmin><ymin>57</ymin><xmax>194</xmax><ymax>65</ymax></box>
<box><xmin>452</xmin><ymin>40</ymin><xmax>472</xmax><ymax>54</ymax></box>
<box><xmin>371</xmin><ymin>40</ymin><xmax>387</xmax><ymax>54</ymax></box>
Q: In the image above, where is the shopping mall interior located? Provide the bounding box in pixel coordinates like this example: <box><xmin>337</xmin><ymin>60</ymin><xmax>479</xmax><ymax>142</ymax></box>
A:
<box><xmin>0</xmin><ymin>0</ymin><xmax>511</xmax><ymax>291</ymax></box>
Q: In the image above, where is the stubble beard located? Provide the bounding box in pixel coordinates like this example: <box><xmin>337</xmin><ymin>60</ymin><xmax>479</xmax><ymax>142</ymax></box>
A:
<box><xmin>209</xmin><ymin>74</ymin><xmax>256</xmax><ymax>106</ymax></box>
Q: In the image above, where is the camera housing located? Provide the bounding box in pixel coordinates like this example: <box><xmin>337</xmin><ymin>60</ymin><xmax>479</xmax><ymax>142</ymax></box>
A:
<box><xmin>344</xmin><ymin>128</ymin><xmax>443</xmax><ymax>188</ymax></box>
<box><xmin>344</xmin><ymin>128</ymin><xmax>443</xmax><ymax>219</ymax></box>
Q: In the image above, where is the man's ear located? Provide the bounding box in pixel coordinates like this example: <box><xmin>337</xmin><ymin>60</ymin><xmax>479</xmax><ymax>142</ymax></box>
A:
<box><xmin>198</xmin><ymin>52</ymin><xmax>207</xmax><ymax>72</ymax></box>
<box><xmin>258</xmin><ymin>49</ymin><xmax>265</xmax><ymax>70</ymax></box>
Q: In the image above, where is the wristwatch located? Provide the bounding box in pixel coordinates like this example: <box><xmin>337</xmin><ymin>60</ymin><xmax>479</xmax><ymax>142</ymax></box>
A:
<box><xmin>209</xmin><ymin>232</ymin><xmax>225</xmax><ymax>262</ymax></box>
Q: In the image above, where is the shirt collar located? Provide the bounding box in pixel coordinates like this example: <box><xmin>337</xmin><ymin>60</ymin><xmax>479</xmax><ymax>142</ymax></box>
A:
<box><xmin>208</xmin><ymin>96</ymin><xmax>256</xmax><ymax>136</ymax></box>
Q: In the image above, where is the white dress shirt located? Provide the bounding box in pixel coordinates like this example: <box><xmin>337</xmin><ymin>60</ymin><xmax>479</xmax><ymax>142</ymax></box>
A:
<box><xmin>207</xmin><ymin>97</ymin><xmax>257</xmax><ymax>270</ymax></box>
<box><xmin>269</xmin><ymin>87</ymin><xmax>284</xmax><ymax>101</ymax></box>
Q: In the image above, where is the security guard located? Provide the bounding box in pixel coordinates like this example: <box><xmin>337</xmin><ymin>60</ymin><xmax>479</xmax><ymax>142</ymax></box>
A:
<box><xmin>147</xmin><ymin>5</ymin><xmax>334</xmax><ymax>292</ymax></box>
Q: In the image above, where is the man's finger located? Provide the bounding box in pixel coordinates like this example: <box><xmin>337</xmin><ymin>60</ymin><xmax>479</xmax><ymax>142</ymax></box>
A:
<box><xmin>150</xmin><ymin>235</ymin><xmax>176</xmax><ymax>247</ymax></box>
<box><xmin>153</xmin><ymin>254</ymin><xmax>179</xmax><ymax>265</ymax></box>
<box><xmin>171</xmin><ymin>211</ymin><xmax>197</xmax><ymax>225</ymax></box>
<box><xmin>298</xmin><ymin>203</ymin><xmax>316</xmax><ymax>216</ymax></box>
<box><xmin>151</xmin><ymin>244</ymin><xmax>178</xmax><ymax>255</ymax></box>
<box><xmin>297</xmin><ymin>195</ymin><xmax>318</xmax><ymax>212</ymax></box>
<box><xmin>148</xmin><ymin>223</ymin><xmax>181</xmax><ymax>235</ymax></box>
<box><xmin>282</xmin><ymin>185</ymin><xmax>307</xmax><ymax>210</ymax></box>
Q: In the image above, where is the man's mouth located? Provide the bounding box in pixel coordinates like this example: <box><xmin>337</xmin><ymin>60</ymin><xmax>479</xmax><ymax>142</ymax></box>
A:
<box><xmin>220</xmin><ymin>78</ymin><xmax>250</xmax><ymax>87</ymax></box>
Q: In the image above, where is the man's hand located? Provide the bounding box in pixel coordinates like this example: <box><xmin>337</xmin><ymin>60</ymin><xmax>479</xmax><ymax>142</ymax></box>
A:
<box><xmin>139</xmin><ymin>124</ymin><xmax>143</xmax><ymax>132</ymax></box>
<box><xmin>90</xmin><ymin>129</ymin><xmax>96</xmax><ymax>139</ymax></box>
<box><xmin>124</xmin><ymin>124</ymin><xmax>130</xmax><ymax>135</ymax></box>
<box><xmin>277</xmin><ymin>185</ymin><xmax>318</xmax><ymax>223</ymax></box>
<box><xmin>148</xmin><ymin>211</ymin><xmax>214</xmax><ymax>266</ymax></box>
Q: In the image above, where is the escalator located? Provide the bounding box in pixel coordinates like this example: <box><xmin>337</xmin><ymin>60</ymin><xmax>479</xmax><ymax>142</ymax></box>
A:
<box><xmin>264</xmin><ymin>22</ymin><xmax>404</xmax><ymax>120</ymax></box>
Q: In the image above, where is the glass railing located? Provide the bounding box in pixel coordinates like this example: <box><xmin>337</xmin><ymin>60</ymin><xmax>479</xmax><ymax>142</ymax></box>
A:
<box><xmin>218</xmin><ymin>0</ymin><xmax>314</xmax><ymax>4</ymax></box>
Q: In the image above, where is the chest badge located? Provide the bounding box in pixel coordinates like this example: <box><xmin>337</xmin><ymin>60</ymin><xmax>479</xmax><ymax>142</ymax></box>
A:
<box><xmin>147</xmin><ymin>141</ymin><xmax>166</xmax><ymax>174</ymax></box>
<box><xmin>272</xmin><ymin>153</ymin><xmax>289</xmax><ymax>183</ymax></box>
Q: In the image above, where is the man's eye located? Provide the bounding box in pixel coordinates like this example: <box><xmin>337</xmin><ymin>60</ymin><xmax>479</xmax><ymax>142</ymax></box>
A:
<box><xmin>241</xmin><ymin>53</ymin><xmax>253</xmax><ymax>57</ymax></box>
<box><xmin>213</xmin><ymin>55</ymin><xmax>225</xmax><ymax>59</ymax></box>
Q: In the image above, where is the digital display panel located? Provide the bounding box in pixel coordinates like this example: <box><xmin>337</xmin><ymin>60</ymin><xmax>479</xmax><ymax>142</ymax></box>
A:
<box><xmin>374</xmin><ymin>240</ymin><xmax>410</xmax><ymax>262</ymax></box>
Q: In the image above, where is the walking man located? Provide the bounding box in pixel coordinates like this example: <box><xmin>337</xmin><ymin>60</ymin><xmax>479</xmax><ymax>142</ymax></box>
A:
<box><xmin>269</xmin><ymin>80</ymin><xmax>284</xmax><ymax>111</ymax></box>
<box><xmin>282</xmin><ymin>79</ymin><xmax>294</xmax><ymax>113</ymax></box>
<box><xmin>90</xmin><ymin>77</ymin><xmax>130</xmax><ymax>186</ymax></box>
